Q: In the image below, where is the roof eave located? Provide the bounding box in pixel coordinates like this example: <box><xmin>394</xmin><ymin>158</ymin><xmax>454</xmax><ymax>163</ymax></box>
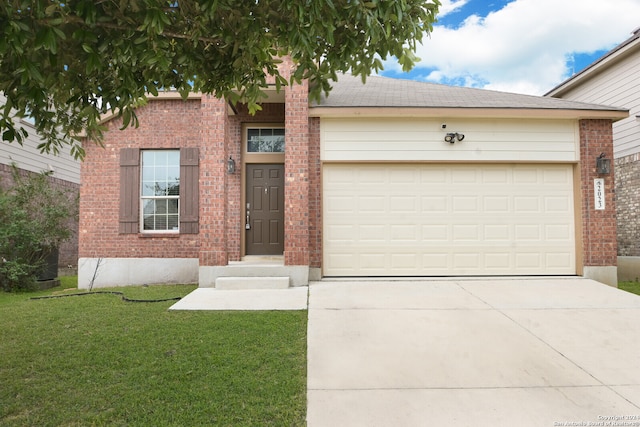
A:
<box><xmin>308</xmin><ymin>106</ymin><xmax>629</xmax><ymax>121</ymax></box>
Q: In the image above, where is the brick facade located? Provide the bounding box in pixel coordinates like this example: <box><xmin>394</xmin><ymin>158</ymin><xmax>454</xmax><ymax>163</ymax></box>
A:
<box><xmin>79</xmin><ymin>99</ymin><xmax>202</xmax><ymax>260</ymax></box>
<box><xmin>284</xmin><ymin>80</ymin><xmax>310</xmax><ymax>266</ymax></box>
<box><xmin>0</xmin><ymin>162</ymin><xmax>79</xmax><ymax>268</ymax></box>
<box><xmin>79</xmin><ymin>91</ymin><xmax>313</xmax><ymax>269</ymax></box>
<box><xmin>615</xmin><ymin>153</ymin><xmax>640</xmax><ymax>256</ymax></box>
<box><xmin>579</xmin><ymin>119</ymin><xmax>618</xmax><ymax>267</ymax></box>
<box><xmin>197</xmin><ymin>96</ymin><xmax>228</xmax><ymax>266</ymax></box>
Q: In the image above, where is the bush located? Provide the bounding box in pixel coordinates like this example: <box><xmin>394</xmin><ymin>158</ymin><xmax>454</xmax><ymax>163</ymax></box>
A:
<box><xmin>0</xmin><ymin>164</ymin><xmax>77</xmax><ymax>291</ymax></box>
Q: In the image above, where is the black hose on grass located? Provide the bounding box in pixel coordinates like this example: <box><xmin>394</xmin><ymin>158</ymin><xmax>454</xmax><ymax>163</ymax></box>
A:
<box><xmin>30</xmin><ymin>291</ymin><xmax>182</xmax><ymax>303</ymax></box>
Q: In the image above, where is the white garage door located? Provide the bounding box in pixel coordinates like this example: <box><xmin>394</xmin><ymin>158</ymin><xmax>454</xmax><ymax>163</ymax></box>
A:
<box><xmin>323</xmin><ymin>164</ymin><xmax>576</xmax><ymax>276</ymax></box>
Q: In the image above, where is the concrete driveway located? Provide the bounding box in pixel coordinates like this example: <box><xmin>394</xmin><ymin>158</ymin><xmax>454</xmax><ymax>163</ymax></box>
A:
<box><xmin>307</xmin><ymin>278</ymin><xmax>640</xmax><ymax>426</ymax></box>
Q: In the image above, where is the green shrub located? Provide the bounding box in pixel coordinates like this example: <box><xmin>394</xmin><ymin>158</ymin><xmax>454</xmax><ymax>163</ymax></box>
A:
<box><xmin>0</xmin><ymin>164</ymin><xmax>77</xmax><ymax>291</ymax></box>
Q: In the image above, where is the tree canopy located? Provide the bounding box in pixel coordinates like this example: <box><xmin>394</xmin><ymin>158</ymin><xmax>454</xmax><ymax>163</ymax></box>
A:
<box><xmin>0</xmin><ymin>0</ymin><xmax>440</xmax><ymax>159</ymax></box>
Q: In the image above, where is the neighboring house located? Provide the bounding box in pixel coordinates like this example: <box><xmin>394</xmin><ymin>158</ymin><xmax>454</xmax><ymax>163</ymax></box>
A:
<box><xmin>0</xmin><ymin>93</ymin><xmax>80</xmax><ymax>270</ymax></box>
<box><xmin>546</xmin><ymin>27</ymin><xmax>640</xmax><ymax>281</ymax></box>
<box><xmin>78</xmin><ymin>61</ymin><xmax>627</xmax><ymax>289</ymax></box>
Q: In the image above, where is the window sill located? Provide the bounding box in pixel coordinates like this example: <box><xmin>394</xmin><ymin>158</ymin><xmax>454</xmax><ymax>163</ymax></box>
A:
<box><xmin>139</xmin><ymin>232</ymin><xmax>181</xmax><ymax>238</ymax></box>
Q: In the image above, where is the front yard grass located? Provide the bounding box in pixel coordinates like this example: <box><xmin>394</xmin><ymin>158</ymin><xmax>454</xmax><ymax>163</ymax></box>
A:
<box><xmin>619</xmin><ymin>280</ymin><xmax>640</xmax><ymax>296</ymax></box>
<box><xmin>0</xmin><ymin>280</ymin><xmax>307</xmax><ymax>426</ymax></box>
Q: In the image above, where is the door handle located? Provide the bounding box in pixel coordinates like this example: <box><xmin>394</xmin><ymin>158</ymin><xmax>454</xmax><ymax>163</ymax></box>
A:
<box><xmin>246</xmin><ymin>205</ymin><xmax>251</xmax><ymax>230</ymax></box>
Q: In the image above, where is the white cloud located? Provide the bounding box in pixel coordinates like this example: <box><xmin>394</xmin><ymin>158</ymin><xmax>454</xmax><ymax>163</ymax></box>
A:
<box><xmin>437</xmin><ymin>0</ymin><xmax>470</xmax><ymax>17</ymax></box>
<box><xmin>384</xmin><ymin>0</ymin><xmax>640</xmax><ymax>95</ymax></box>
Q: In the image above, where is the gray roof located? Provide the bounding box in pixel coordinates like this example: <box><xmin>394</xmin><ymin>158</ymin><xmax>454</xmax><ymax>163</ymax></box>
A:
<box><xmin>315</xmin><ymin>74</ymin><xmax>626</xmax><ymax>113</ymax></box>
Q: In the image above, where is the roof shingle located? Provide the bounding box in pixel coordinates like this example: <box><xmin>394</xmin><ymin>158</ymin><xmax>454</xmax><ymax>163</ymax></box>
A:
<box><xmin>315</xmin><ymin>74</ymin><xmax>626</xmax><ymax>113</ymax></box>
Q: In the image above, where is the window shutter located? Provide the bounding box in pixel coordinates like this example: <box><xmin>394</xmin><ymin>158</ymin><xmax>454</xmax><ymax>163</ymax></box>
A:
<box><xmin>119</xmin><ymin>148</ymin><xmax>140</xmax><ymax>234</ymax></box>
<box><xmin>180</xmin><ymin>147</ymin><xmax>199</xmax><ymax>234</ymax></box>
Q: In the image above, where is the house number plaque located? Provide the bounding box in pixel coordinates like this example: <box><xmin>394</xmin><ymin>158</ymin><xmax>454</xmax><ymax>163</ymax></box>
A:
<box><xmin>594</xmin><ymin>178</ymin><xmax>605</xmax><ymax>210</ymax></box>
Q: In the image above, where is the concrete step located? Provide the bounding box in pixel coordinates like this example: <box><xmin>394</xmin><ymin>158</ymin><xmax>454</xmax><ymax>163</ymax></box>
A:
<box><xmin>215</xmin><ymin>276</ymin><xmax>290</xmax><ymax>290</ymax></box>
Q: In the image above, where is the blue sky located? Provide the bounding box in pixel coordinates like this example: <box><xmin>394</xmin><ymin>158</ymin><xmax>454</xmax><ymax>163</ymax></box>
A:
<box><xmin>379</xmin><ymin>0</ymin><xmax>640</xmax><ymax>95</ymax></box>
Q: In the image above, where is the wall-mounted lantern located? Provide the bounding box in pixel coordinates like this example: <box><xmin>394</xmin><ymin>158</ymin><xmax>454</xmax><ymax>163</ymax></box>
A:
<box><xmin>227</xmin><ymin>156</ymin><xmax>236</xmax><ymax>174</ymax></box>
<box><xmin>596</xmin><ymin>153</ymin><xmax>611</xmax><ymax>174</ymax></box>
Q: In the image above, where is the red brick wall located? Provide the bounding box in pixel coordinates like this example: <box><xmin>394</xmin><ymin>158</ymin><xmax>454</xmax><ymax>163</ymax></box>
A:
<box><xmin>79</xmin><ymin>99</ymin><xmax>202</xmax><ymax>259</ymax></box>
<box><xmin>80</xmin><ymin>95</ymin><xmax>302</xmax><ymax>267</ymax></box>
<box><xmin>284</xmin><ymin>81</ymin><xmax>310</xmax><ymax>266</ymax></box>
<box><xmin>579</xmin><ymin>119</ymin><xmax>617</xmax><ymax>267</ymax></box>
<box><xmin>197</xmin><ymin>96</ymin><xmax>228</xmax><ymax>266</ymax></box>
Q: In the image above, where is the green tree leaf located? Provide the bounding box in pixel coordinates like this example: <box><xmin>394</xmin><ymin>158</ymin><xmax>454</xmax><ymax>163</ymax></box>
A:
<box><xmin>0</xmin><ymin>0</ymin><xmax>441</xmax><ymax>159</ymax></box>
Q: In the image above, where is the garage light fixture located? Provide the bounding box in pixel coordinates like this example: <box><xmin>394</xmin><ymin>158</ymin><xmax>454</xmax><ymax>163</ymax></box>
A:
<box><xmin>596</xmin><ymin>153</ymin><xmax>611</xmax><ymax>175</ymax></box>
<box><xmin>444</xmin><ymin>132</ymin><xmax>464</xmax><ymax>143</ymax></box>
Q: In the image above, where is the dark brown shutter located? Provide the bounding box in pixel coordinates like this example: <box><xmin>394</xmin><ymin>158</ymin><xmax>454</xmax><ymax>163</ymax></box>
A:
<box><xmin>180</xmin><ymin>147</ymin><xmax>199</xmax><ymax>234</ymax></box>
<box><xmin>119</xmin><ymin>148</ymin><xmax>140</xmax><ymax>234</ymax></box>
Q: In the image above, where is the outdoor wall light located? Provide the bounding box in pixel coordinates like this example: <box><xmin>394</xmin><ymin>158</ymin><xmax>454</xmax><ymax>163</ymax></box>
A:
<box><xmin>596</xmin><ymin>153</ymin><xmax>611</xmax><ymax>174</ymax></box>
<box><xmin>227</xmin><ymin>156</ymin><xmax>236</xmax><ymax>174</ymax></box>
<box><xmin>445</xmin><ymin>132</ymin><xmax>465</xmax><ymax>143</ymax></box>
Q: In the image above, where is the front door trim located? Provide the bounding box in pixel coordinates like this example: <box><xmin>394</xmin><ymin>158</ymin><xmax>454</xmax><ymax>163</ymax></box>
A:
<box><xmin>241</xmin><ymin>124</ymin><xmax>285</xmax><ymax>256</ymax></box>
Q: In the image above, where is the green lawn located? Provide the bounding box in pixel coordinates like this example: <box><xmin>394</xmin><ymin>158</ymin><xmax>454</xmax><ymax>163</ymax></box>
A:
<box><xmin>0</xmin><ymin>279</ymin><xmax>307</xmax><ymax>426</ymax></box>
<box><xmin>619</xmin><ymin>280</ymin><xmax>640</xmax><ymax>296</ymax></box>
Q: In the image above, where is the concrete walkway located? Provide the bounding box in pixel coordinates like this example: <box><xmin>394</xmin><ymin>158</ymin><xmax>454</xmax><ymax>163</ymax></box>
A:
<box><xmin>168</xmin><ymin>286</ymin><xmax>308</xmax><ymax>310</ymax></box>
<box><xmin>307</xmin><ymin>278</ymin><xmax>640</xmax><ymax>426</ymax></box>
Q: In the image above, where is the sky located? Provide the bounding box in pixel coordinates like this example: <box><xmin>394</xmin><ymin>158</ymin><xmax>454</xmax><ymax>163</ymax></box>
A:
<box><xmin>379</xmin><ymin>0</ymin><xmax>640</xmax><ymax>95</ymax></box>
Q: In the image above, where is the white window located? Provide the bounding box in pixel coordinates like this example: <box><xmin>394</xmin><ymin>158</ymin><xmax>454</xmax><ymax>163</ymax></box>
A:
<box><xmin>247</xmin><ymin>128</ymin><xmax>285</xmax><ymax>152</ymax></box>
<box><xmin>141</xmin><ymin>150</ymin><xmax>180</xmax><ymax>232</ymax></box>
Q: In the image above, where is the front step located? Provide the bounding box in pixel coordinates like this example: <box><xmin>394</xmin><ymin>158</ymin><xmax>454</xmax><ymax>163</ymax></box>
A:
<box><xmin>215</xmin><ymin>276</ymin><xmax>289</xmax><ymax>290</ymax></box>
<box><xmin>199</xmin><ymin>264</ymin><xmax>309</xmax><ymax>288</ymax></box>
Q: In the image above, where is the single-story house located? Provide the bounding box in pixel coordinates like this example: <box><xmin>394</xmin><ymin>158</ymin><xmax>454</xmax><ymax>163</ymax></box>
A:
<box><xmin>546</xmin><ymin>27</ymin><xmax>640</xmax><ymax>282</ymax></box>
<box><xmin>78</xmin><ymin>61</ymin><xmax>627</xmax><ymax>289</ymax></box>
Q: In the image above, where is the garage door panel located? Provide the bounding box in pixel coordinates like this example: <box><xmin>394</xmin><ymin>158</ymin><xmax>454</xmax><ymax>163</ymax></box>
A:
<box><xmin>359</xmin><ymin>225</ymin><xmax>386</xmax><ymax>241</ymax></box>
<box><xmin>484</xmin><ymin>224</ymin><xmax>510</xmax><ymax>241</ymax></box>
<box><xmin>545</xmin><ymin>196</ymin><xmax>571</xmax><ymax>212</ymax></box>
<box><xmin>452</xmin><ymin>169</ymin><xmax>477</xmax><ymax>183</ymax></box>
<box><xmin>453</xmin><ymin>225</ymin><xmax>480</xmax><ymax>240</ymax></box>
<box><xmin>454</xmin><ymin>253</ymin><xmax>481</xmax><ymax>270</ymax></box>
<box><xmin>485</xmin><ymin>253</ymin><xmax>511</xmax><ymax>269</ymax></box>
<box><xmin>391</xmin><ymin>225</ymin><xmax>419</xmax><ymax>241</ymax></box>
<box><xmin>514</xmin><ymin>197</ymin><xmax>541</xmax><ymax>212</ymax></box>
<box><xmin>546</xmin><ymin>252</ymin><xmax>573</xmax><ymax>269</ymax></box>
<box><xmin>546</xmin><ymin>224</ymin><xmax>571</xmax><ymax>240</ymax></box>
<box><xmin>359</xmin><ymin>196</ymin><xmax>385</xmax><ymax>212</ymax></box>
<box><xmin>391</xmin><ymin>253</ymin><xmax>418</xmax><ymax>269</ymax></box>
<box><xmin>323</xmin><ymin>164</ymin><xmax>576</xmax><ymax>276</ymax></box>
<box><xmin>390</xmin><ymin>196</ymin><xmax>418</xmax><ymax>213</ymax></box>
<box><xmin>326</xmin><ymin>253</ymin><xmax>357</xmax><ymax>272</ymax></box>
<box><xmin>543</xmin><ymin>167</ymin><xmax>572</xmax><ymax>183</ymax></box>
<box><xmin>515</xmin><ymin>253</ymin><xmax>541</xmax><ymax>269</ymax></box>
<box><xmin>422</xmin><ymin>196</ymin><xmax>448</xmax><ymax>212</ymax></box>
<box><xmin>482</xmin><ymin>169</ymin><xmax>509</xmax><ymax>183</ymax></box>
<box><xmin>326</xmin><ymin>224</ymin><xmax>357</xmax><ymax>242</ymax></box>
<box><xmin>453</xmin><ymin>196</ymin><xmax>479</xmax><ymax>212</ymax></box>
<box><xmin>515</xmin><ymin>224</ymin><xmax>542</xmax><ymax>240</ymax></box>
<box><xmin>423</xmin><ymin>225</ymin><xmax>448</xmax><ymax>240</ymax></box>
<box><xmin>423</xmin><ymin>253</ymin><xmax>449</xmax><ymax>269</ymax></box>
<box><xmin>513</xmin><ymin>168</ymin><xmax>539</xmax><ymax>183</ymax></box>
<box><xmin>484</xmin><ymin>196</ymin><xmax>510</xmax><ymax>212</ymax></box>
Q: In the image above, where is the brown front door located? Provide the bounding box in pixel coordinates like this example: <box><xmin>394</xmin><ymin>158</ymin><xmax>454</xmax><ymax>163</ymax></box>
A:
<box><xmin>246</xmin><ymin>164</ymin><xmax>285</xmax><ymax>255</ymax></box>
